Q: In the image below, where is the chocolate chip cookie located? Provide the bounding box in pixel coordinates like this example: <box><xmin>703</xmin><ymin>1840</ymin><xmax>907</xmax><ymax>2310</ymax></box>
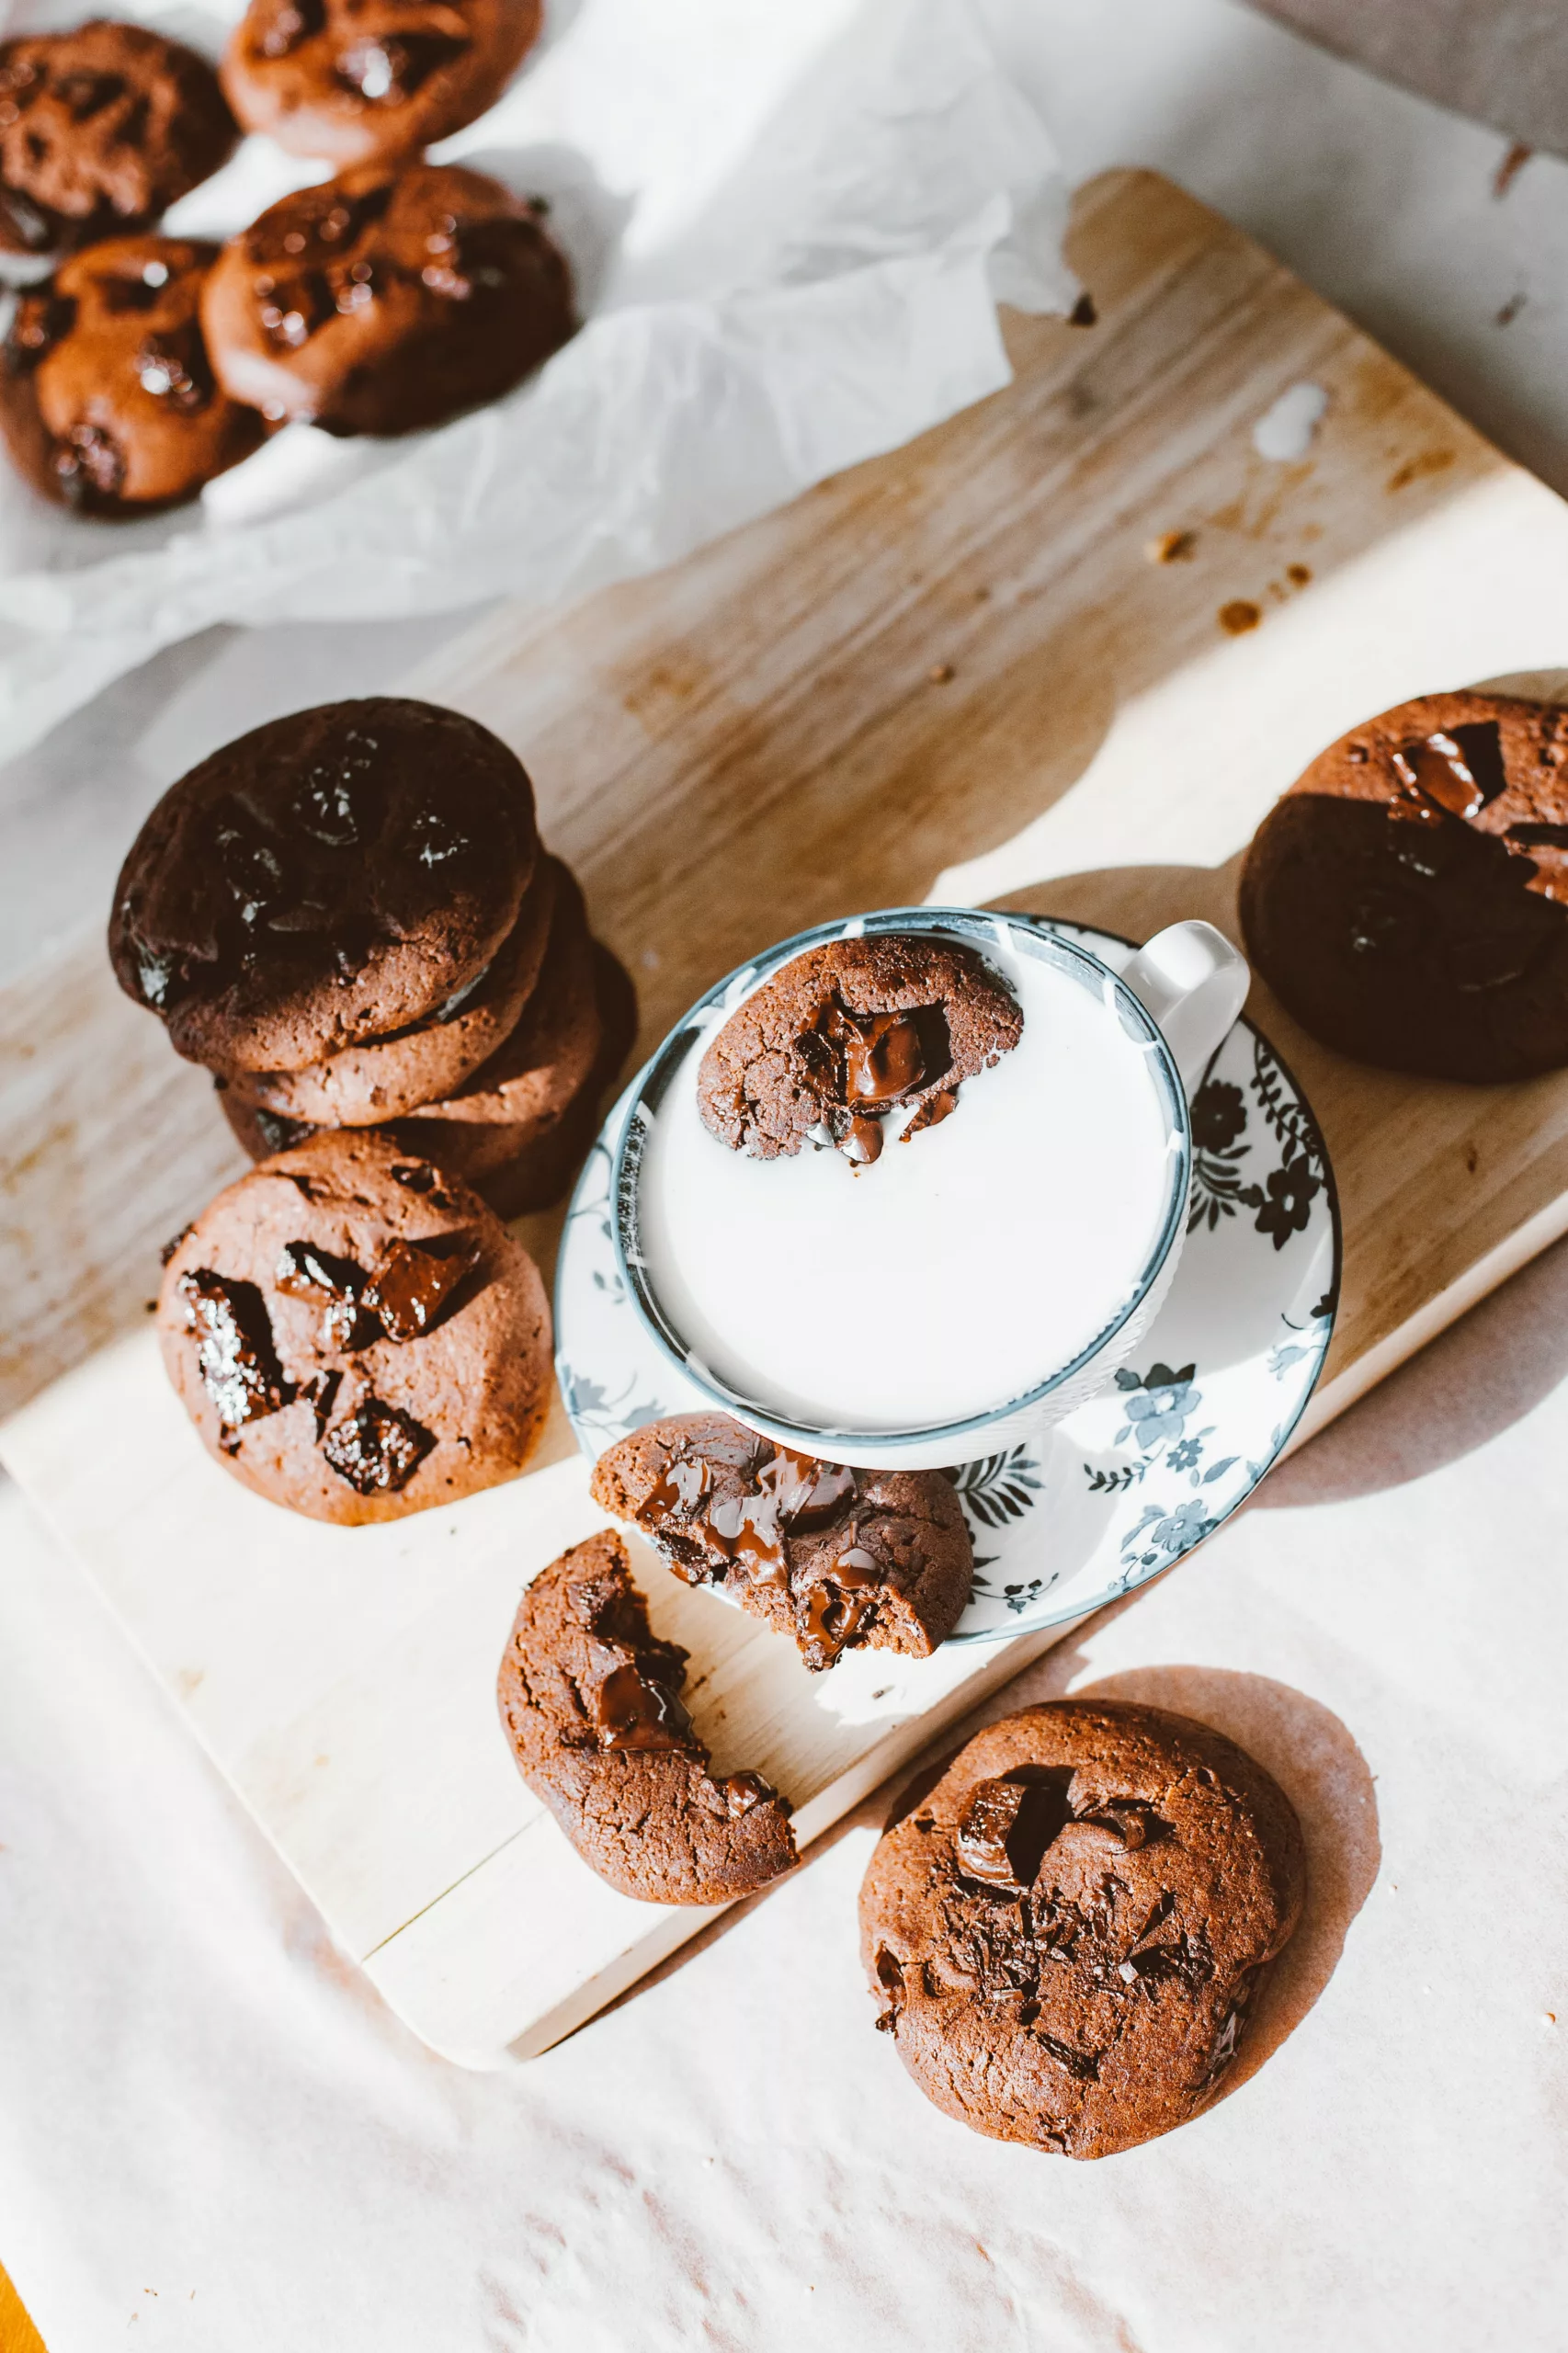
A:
<box><xmin>0</xmin><ymin>20</ymin><xmax>237</xmax><ymax>257</ymax></box>
<box><xmin>158</xmin><ymin>1130</ymin><xmax>551</xmax><ymax>1522</ymax></box>
<box><xmin>227</xmin><ymin>852</ymin><xmax>561</xmax><ymax>1125</ymax></box>
<box><xmin>391</xmin><ymin>934</ymin><xmax>639</xmax><ymax>1215</ymax></box>
<box><xmin>399</xmin><ymin>858</ymin><xmax>599</xmax><ymax>1129</ymax></box>
<box><xmin>218</xmin><ymin>929</ymin><xmax>638</xmax><ymax>1215</ymax></box>
<box><xmin>200</xmin><ymin>160</ymin><xmax>574</xmax><ymax>436</ymax></box>
<box><xmin>222</xmin><ymin>0</ymin><xmax>540</xmax><ymax>167</ymax></box>
<box><xmin>496</xmin><ymin>1530</ymin><xmax>798</xmax><ymax>1904</ymax></box>
<box><xmin>698</xmin><ymin>933</ymin><xmax>1023</xmax><ymax>1168</ymax></box>
<box><xmin>1240</xmin><ymin>691</ymin><xmax>1568</xmax><ymax>1080</ymax></box>
<box><xmin>109</xmin><ymin>697</ymin><xmax>539</xmax><ymax>1073</ymax></box>
<box><xmin>858</xmin><ymin>1700</ymin><xmax>1305</xmax><ymax>2158</ymax></box>
<box><xmin>591</xmin><ymin>1412</ymin><xmax>974</xmax><ymax>1672</ymax></box>
<box><xmin>0</xmin><ymin>235</ymin><xmax>264</xmax><ymax>516</ymax></box>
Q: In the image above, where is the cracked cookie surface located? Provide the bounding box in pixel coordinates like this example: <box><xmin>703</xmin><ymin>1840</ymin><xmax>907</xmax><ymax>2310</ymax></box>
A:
<box><xmin>697</xmin><ymin>934</ymin><xmax>1022</xmax><ymax>1167</ymax></box>
<box><xmin>496</xmin><ymin>1530</ymin><xmax>798</xmax><ymax>1904</ymax></box>
<box><xmin>1240</xmin><ymin>690</ymin><xmax>1568</xmax><ymax>1080</ymax></box>
<box><xmin>858</xmin><ymin>1700</ymin><xmax>1304</xmax><ymax>2157</ymax></box>
<box><xmin>157</xmin><ymin>1129</ymin><xmax>550</xmax><ymax>1522</ymax></box>
<box><xmin>590</xmin><ymin>1411</ymin><xmax>974</xmax><ymax>1672</ymax></box>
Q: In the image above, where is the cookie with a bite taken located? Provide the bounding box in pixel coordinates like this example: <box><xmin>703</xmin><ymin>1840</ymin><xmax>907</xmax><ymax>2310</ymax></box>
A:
<box><xmin>591</xmin><ymin>1410</ymin><xmax>975</xmax><ymax>1672</ymax></box>
<box><xmin>496</xmin><ymin>1529</ymin><xmax>798</xmax><ymax>1904</ymax></box>
<box><xmin>697</xmin><ymin>933</ymin><xmax>1022</xmax><ymax>1168</ymax></box>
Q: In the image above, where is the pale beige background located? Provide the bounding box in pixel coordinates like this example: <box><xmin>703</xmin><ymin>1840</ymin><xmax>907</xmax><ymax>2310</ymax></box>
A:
<box><xmin>4</xmin><ymin>3</ymin><xmax>1568</xmax><ymax>2347</ymax></box>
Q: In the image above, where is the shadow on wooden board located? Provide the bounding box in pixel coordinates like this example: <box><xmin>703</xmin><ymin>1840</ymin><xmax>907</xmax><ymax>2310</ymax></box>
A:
<box><xmin>0</xmin><ymin>166</ymin><xmax>1517</xmax><ymax>1423</ymax></box>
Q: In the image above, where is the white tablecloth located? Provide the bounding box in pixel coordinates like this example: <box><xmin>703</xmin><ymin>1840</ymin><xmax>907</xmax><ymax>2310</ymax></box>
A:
<box><xmin>5</xmin><ymin>3</ymin><xmax>1568</xmax><ymax>2346</ymax></box>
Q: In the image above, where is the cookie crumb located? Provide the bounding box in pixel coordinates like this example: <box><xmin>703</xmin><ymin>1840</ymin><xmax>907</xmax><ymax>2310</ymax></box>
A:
<box><xmin>1494</xmin><ymin>141</ymin><xmax>1532</xmax><ymax>199</ymax></box>
<box><xmin>1218</xmin><ymin>600</ymin><xmax>1261</xmax><ymax>637</ymax></box>
<box><xmin>1068</xmin><ymin>291</ymin><xmax>1096</xmax><ymax>327</ymax></box>
<box><xmin>1149</xmin><ymin>529</ymin><xmax>1197</xmax><ymax>564</ymax></box>
<box><xmin>928</xmin><ymin>662</ymin><xmax>954</xmax><ymax>684</ymax></box>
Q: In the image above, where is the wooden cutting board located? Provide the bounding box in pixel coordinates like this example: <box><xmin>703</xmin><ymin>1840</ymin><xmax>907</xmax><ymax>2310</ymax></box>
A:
<box><xmin>5</xmin><ymin>167</ymin><xmax>1568</xmax><ymax>2064</ymax></box>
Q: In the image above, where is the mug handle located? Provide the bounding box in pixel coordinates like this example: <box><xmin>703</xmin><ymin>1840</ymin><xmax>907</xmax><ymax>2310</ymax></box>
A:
<box><xmin>1121</xmin><ymin>920</ymin><xmax>1250</xmax><ymax>1097</ymax></box>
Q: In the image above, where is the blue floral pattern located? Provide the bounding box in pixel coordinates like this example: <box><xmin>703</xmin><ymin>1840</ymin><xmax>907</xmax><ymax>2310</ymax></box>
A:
<box><xmin>553</xmin><ymin>919</ymin><xmax>1341</xmax><ymax>1644</ymax></box>
<box><xmin>1188</xmin><ymin>1034</ymin><xmax>1329</xmax><ymax>1251</ymax></box>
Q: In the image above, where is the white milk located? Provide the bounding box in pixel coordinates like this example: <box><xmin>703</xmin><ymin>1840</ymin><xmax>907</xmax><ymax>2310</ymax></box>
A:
<box><xmin>634</xmin><ymin>930</ymin><xmax>1179</xmax><ymax>1432</ymax></box>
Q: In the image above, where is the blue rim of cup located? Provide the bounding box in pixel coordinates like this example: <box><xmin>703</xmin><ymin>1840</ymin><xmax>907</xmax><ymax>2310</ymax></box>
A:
<box><xmin>607</xmin><ymin>905</ymin><xmax>1194</xmax><ymax>1458</ymax></box>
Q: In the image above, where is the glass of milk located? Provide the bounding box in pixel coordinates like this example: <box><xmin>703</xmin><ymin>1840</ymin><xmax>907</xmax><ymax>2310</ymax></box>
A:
<box><xmin>614</xmin><ymin>908</ymin><xmax>1248</xmax><ymax>1472</ymax></box>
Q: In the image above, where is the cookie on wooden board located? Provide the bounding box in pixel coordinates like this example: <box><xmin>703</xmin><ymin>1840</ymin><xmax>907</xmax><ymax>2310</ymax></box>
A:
<box><xmin>157</xmin><ymin>1131</ymin><xmax>551</xmax><ymax>1523</ymax></box>
<box><xmin>591</xmin><ymin>1411</ymin><xmax>974</xmax><ymax>1672</ymax></box>
<box><xmin>858</xmin><ymin>1699</ymin><xmax>1305</xmax><ymax>2158</ymax></box>
<box><xmin>222</xmin><ymin>0</ymin><xmax>540</xmax><ymax>168</ymax></box>
<box><xmin>0</xmin><ymin>236</ymin><xmax>264</xmax><ymax>517</ymax></box>
<box><xmin>389</xmin><ymin>933</ymin><xmax>640</xmax><ymax>1214</ymax></box>
<box><xmin>1240</xmin><ymin>690</ymin><xmax>1568</xmax><ymax>1081</ymax></box>
<box><xmin>0</xmin><ymin>20</ymin><xmax>236</xmax><ymax>257</ymax></box>
<box><xmin>227</xmin><ymin>853</ymin><xmax>562</xmax><ymax>1125</ymax></box>
<box><xmin>201</xmin><ymin>161</ymin><xmax>574</xmax><ymax>437</ymax></box>
<box><xmin>496</xmin><ymin>1531</ymin><xmax>798</xmax><ymax>1904</ymax></box>
<box><xmin>697</xmin><ymin>933</ymin><xmax>1022</xmax><ymax>1167</ymax></box>
<box><xmin>109</xmin><ymin>697</ymin><xmax>540</xmax><ymax>1073</ymax></box>
<box><xmin>219</xmin><ymin>929</ymin><xmax>639</xmax><ymax>1219</ymax></box>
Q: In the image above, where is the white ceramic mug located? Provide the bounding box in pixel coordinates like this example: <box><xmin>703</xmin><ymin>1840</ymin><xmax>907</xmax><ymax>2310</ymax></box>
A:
<box><xmin>612</xmin><ymin>906</ymin><xmax>1249</xmax><ymax>1471</ymax></box>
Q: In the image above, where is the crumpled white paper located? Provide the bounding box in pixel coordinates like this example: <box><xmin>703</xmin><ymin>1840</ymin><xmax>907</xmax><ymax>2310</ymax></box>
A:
<box><xmin>0</xmin><ymin>0</ymin><xmax>1072</xmax><ymax>757</ymax></box>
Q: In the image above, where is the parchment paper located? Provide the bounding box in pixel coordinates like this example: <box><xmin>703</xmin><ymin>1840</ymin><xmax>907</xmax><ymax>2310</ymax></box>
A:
<box><xmin>0</xmin><ymin>0</ymin><xmax>1072</xmax><ymax>758</ymax></box>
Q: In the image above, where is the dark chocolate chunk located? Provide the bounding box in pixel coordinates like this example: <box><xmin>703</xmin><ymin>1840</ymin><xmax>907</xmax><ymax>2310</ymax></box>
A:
<box><xmin>362</xmin><ymin>1229</ymin><xmax>481</xmax><ymax>1342</ymax></box>
<box><xmin>585</xmin><ymin>1636</ymin><xmax>696</xmax><ymax>1752</ymax></box>
<box><xmin>956</xmin><ymin>1770</ymin><xmax>1075</xmax><ymax>1892</ymax></box>
<box><xmin>320</xmin><ymin>1394</ymin><xmax>435</xmax><ymax>1492</ymax></box>
<box><xmin>697</xmin><ymin>934</ymin><xmax>1021</xmax><ymax>1165</ymax></box>
<box><xmin>176</xmin><ymin>1267</ymin><xmax>291</xmax><ymax>1435</ymax></box>
<box><xmin>275</xmin><ymin>1236</ymin><xmax>374</xmax><ymax>1349</ymax></box>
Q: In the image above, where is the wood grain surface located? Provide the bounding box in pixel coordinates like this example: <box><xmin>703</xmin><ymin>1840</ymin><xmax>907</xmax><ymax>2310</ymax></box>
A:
<box><xmin>5</xmin><ymin>168</ymin><xmax>1568</xmax><ymax>2066</ymax></box>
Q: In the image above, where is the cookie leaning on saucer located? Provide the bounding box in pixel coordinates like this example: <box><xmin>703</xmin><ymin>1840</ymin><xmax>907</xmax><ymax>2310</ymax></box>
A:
<box><xmin>859</xmin><ymin>1700</ymin><xmax>1304</xmax><ymax>2158</ymax></box>
<box><xmin>591</xmin><ymin>1411</ymin><xmax>975</xmax><ymax>1673</ymax></box>
<box><xmin>496</xmin><ymin>1530</ymin><xmax>798</xmax><ymax>1904</ymax></box>
<box><xmin>108</xmin><ymin>697</ymin><xmax>540</xmax><ymax>1074</ymax></box>
<box><xmin>158</xmin><ymin>1131</ymin><xmax>551</xmax><ymax>1523</ymax></box>
<box><xmin>0</xmin><ymin>20</ymin><xmax>237</xmax><ymax>258</ymax></box>
<box><xmin>0</xmin><ymin>237</ymin><xmax>264</xmax><ymax>517</ymax></box>
<box><xmin>222</xmin><ymin>0</ymin><xmax>541</xmax><ymax>169</ymax></box>
<box><xmin>1239</xmin><ymin>690</ymin><xmax>1568</xmax><ymax>1081</ymax></box>
<box><xmin>201</xmin><ymin>161</ymin><xmax>574</xmax><ymax>437</ymax></box>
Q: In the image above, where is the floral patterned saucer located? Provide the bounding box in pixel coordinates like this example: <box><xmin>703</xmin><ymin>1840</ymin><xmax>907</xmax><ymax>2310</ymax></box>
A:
<box><xmin>554</xmin><ymin>919</ymin><xmax>1340</xmax><ymax>1645</ymax></box>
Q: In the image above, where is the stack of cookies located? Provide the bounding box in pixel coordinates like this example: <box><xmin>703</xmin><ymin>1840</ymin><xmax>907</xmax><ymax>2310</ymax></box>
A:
<box><xmin>108</xmin><ymin>696</ymin><xmax>637</xmax><ymax>1220</ymax></box>
<box><xmin>0</xmin><ymin>4</ymin><xmax>571</xmax><ymax>517</ymax></box>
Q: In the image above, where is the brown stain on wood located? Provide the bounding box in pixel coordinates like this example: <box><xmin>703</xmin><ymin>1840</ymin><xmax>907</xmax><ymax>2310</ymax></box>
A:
<box><xmin>0</xmin><ymin>168</ymin><xmax>1528</xmax><ymax>1433</ymax></box>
